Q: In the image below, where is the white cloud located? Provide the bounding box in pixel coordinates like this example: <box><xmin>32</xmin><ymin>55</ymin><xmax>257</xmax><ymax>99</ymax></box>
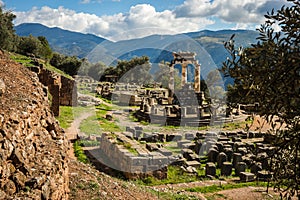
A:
<box><xmin>80</xmin><ymin>0</ymin><xmax>103</xmax><ymax>3</ymax></box>
<box><xmin>80</xmin><ymin>0</ymin><xmax>91</xmax><ymax>4</ymax></box>
<box><xmin>0</xmin><ymin>0</ymin><xmax>4</xmax><ymax>7</ymax></box>
<box><xmin>12</xmin><ymin>1</ymin><xmax>291</xmax><ymax>41</ymax></box>
<box><xmin>174</xmin><ymin>0</ymin><xmax>290</xmax><ymax>24</ymax></box>
<box><xmin>13</xmin><ymin>4</ymin><xmax>214</xmax><ymax>41</ymax></box>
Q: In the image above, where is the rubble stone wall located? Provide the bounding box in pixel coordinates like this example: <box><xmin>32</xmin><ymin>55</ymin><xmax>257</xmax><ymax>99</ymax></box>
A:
<box><xmin>60</xmin><ymin>76</ymin><xmax>77</xmax><ymax>107</ymax></box>
<box><xmin>37</xmin><ymin>66</ymin><xmax>77</xmax><ymax>116</ymax></box>
<box><xmin>0</xmin><ymin>52</ymin><xmax>69</xmax><ymax>199</ymax></box>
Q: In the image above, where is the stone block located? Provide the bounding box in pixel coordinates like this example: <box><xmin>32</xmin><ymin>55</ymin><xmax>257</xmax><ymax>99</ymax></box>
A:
<box><xmin>233</xmin><ymin>153</ymin><xmax>242</xmax><ymax>168</ymax></box>
<box><xmin>257</xmin><ymin>170</ymin><xmax>273</xmax><ymax>181</ymax></box>
<box><xmin>194</xmin><ymin>140</ymin><xmax>202</xmax><ymax>154</ymax></box>
<box><xmin>250</xmin><ymin>162</ymin><xmax>262</xmax><ymax>175</ymax></box>
<box><xmin>237</xmin><ymin>147</ymin><xmax>248</xmax><ymax>156</ymax></box>
<box><xmin>207</xmin><ymin>148</ymin><xmax>219</xmax><ymax>163</ymax></box>
<box><xmin>167</xmin><ymin>134</ymin><xmax>182</xmax><ymax>142</ymax></box>
<box><xmin>234</xmin><ymin>142</ymin><xmax>246</xmax><ymax>151</ymax></box>
<box><xmin>224</xmin><ymin>148</ymin><xmax>233</xmax><ymax>161</ymax></box>
<box><xmin>185</xmin><ymin>133</ymin><xmax>195</xmax><ymax>140</ymax></box>
<box><xmin>205</xmin><ymin>162</ymin><xmax>216</xmax><ymax>177</ymax></box>
<box><xmin>223</xmin><ymin>144</ymin><xmax>232</xmax><ymax>150</ymax></box>
<box><xmin>150</xmin><ymin>156</ymin><xmax>169</xmax><ymax>166</ymax></box>
<box><xmin>196</xmin><ymin>132</ymin><xmax>205</xmax><ymax>139</ymax></box>
<box><xmin>177</xmin><ymin>140</ymin><xmax>191</xmax><ymax>148</ymax></box>
<box><xmin>217</xmin><ymin>152</ymin><xmax>227</xmax><ymax>168</ymax></box>
<box><xmin>181</xmin><ymin>149</ymin><xmax>198</xmax><ymax>161</ymax></box>
<box><xmin>130</xmin><ymin>157</ymin><xmax>149</xmax><ymax>166</ymax></box>
<box><xmin>146</xmin><ymin>143</ymin><xmax>159</xmax><ymax>152</ymax></box>
<box><xmin>239</xmin><ymin>172</ymin><xmax>255</xmax><ymax>182</ymax></box>
<box><xmin>182</xmin><ymin>143</ymin><xmax>196</xmax><ymax>150</ymax></box>
<box><xmin>235</xmin><ymin>162</ymin><xmax>246</xmax><ymax>176</ymax></box>
<box><xmin>134</xmin><ymin>130</ymin><xmax>143</xmax><ymax>139</ymax></box>
<box><xmin>185</xmin><ymin>160</ymin><xmax>201</xmax><ymax>168</ymax></box>
<box><xmin>218</xmin><ymin>136</ymin><xmax>230</xmax><ymax>142</ymax></box>
<box><xmin>215</xmin><ymin>142</ymin><xmax>224</xmax><ymax>152</ymax></box>
<box><xmin>129</xmin><ymin>166</ymin><xmax>145</xmax><ymax>173</ymax></box>
<box><xmin>221</xmin><ymin>162</ymin><xmax>232</xmax><ymax>176</ymax></box>
<box><xmin>157</xmin><ymin>148</ymin><xmax>173</xmax><ymax>156</ymax></box>
<box><xmin>135</xmin><ymin>126</ymin><xmax>143</xmax><ymax>131</ymax></box>
<box><xmin>123</xmin><ymin>131</ymin><xmax>134</xmax><ymax>139</ymax></box>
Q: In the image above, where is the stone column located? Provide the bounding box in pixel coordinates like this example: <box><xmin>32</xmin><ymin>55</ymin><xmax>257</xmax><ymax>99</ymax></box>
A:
<box><xmin>165</xmin><ymin>106</ymin><xmax>171</xmax><ymax>116</ymax></box>
<box><xmin>181</xmin><ymin>64</ymin><xmax>187</xmax><ymax>87</ymax></box>
<box><xmin>194</xmin><ymin>62</ymin><xmax>201</xmax><ymax>93</ymax></box>
<box><xmin>181</xmin><ymin>107</ymin><xmax>187</xmax><ymax>118</ymax></box>
<box><xmin>169</xmin><ymin>65</ymin><xmax>175</xmax><ymax>94</ymax></box>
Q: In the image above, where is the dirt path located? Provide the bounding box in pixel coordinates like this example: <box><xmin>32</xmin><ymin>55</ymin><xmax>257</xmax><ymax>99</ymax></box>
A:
<box><xmin>65</xmin><ymin>110</ymin><xmax>94</xmax><ymax>159</ymax></box>
<box><xmin>66</xmin><ymin>111</ymin><xmax>94</xmax><ymax>138</ymax></box>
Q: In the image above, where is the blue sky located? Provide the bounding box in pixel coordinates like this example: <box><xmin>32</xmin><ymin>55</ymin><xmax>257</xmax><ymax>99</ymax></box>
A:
<box><xmin>1</xmin><ymin>0</ymin><xmax>290</xmax><ymax>41</ymax></box>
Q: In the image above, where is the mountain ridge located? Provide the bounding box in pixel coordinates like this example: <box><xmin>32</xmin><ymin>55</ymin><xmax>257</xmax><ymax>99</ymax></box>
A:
<box><xmin>15</xmin><ymin>23</ymin><xmax>258</xmax><ymax>87</ymax></box>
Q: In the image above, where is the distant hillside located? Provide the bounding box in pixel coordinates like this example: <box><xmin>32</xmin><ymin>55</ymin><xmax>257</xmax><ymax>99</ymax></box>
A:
<box><xmin>15</xmin><ymin>23</ymin><xmax>259</xmax><ymax>86</ymax></box>
<box><xmin>15</xmin><ymin>23</ymin><xmax>111</xmax><ymax>58</ymax></box>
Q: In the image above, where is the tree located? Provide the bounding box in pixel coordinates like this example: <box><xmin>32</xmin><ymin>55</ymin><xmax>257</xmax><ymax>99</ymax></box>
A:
<box><xmin>0</xmin><ymin>6</ymin><xmax>16</xmax><ymax>51</ymax></box>
<box><xmin>17</xmin><ymin>35</ymin><xmax>42</xmax><ymax>56</ymax></box>
<box><xmin>37</xmin><ymin>36</ymin><xmax>53</xmax><ymax>60</ymax></box>
<box><xmin>87</xmin><ymin>62</ymin><xmax>107</xmax><ymax>80</ymax></box>
<box><xmin>206</xmin><ymin>69</ymin><xmax>226</xmax><ymax>101</ymax></box>
<box><xmin>16</xmin><ymin>35</ymin><xmax>53</xmax><ymax>60</ymax></box>
<box><xmin>154</xmin><ymin>61</ymin><xmax>185</xmax><ymax>90</ymax></box>
<box><xmin>50</xmin><ymin>53</ymin><xmax>83</xmax><ymax>76</ymax></box>
<box><xmin>222</xmin><ymin>1</ymin><xmax>300</xmax><ymax>198</ymax></box>
<box><xmin>102</xmin><ymin>56</ymin><xmax>153</xmax><ymax>84</ymax></box>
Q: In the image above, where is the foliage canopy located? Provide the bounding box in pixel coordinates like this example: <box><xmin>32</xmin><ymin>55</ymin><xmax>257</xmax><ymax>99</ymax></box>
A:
<box><xmin>222</xmin><ymin>0</ymin><xmax>300</xmax><ymax>198</ymax></box>
<box><xmin>0</xmin><ymin>7</ymin><xmax>16</xmax><ymax>51</ymax></box>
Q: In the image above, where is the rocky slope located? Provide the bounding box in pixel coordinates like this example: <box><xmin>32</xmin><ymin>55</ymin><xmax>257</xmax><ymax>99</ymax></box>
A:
<box><xmin>0</xmin><ymin>51</ymin><xmax>159</xmax><ymax>200</ymax></box>
<box><xmin>0</xmin><ymin>50</ymin><xmax>69</xmax><ymax>199</ymax></box>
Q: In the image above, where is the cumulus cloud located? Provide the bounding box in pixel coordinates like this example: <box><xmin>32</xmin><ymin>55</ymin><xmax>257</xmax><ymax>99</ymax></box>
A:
<box><xmin>12</xmin><ymin>0</ymin><xmax>291</xmax><ymax>41</ymax></box>
<box><xmin>0</xmin><ymin>0</ymin><xmax>4</xmax><ymax>7</ymax></box>
<box><xmin>174</xmin><ymin>0</ymin><xmax>290</xmax><ymax>24</ymax></box>
<box><xmin>13</xmin><ymin>4</ymin><xmax>214</xmax><ymax>41</ymax></box>
<box><xmin>80</xmin><ymin>0</ymin><xmax>91</xmax><ymax>4</ymax></box>
<box><xmin>80</xmin><ymin>0</ymin><xmax>103</xmax><ymax>4</ymax></box>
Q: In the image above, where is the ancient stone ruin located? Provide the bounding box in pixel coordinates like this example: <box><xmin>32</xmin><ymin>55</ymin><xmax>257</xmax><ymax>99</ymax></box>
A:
<box><xmin>29</xmin><ymin>62</ymin><xmax>78</xmax><ymax>116</ymax></box>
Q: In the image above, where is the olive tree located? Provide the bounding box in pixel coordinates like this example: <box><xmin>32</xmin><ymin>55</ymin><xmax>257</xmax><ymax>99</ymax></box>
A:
<box><xmin>222</xmin><ymin>1</ymin><xmax>300</xmax><ymax>198</ymax></box>
<box><xmin>0</xmin><ymin>6</ymin><xmax>16</xmax><ymax>51</ymax></box>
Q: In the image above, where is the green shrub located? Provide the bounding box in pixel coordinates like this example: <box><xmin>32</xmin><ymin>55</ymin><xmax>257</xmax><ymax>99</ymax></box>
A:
<box><xmin>73</xmin><ymin>141</ymin><xmax>89</xmax><ymax>163</ymax></box>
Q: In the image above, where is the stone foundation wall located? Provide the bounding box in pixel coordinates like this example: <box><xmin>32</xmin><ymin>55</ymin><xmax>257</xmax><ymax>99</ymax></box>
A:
<box><xmin>99</xmin><ymin>133</ymin><xmax>169</xmax><ymax>179</ymax></box>
<box><xmin>37</xmin><ymin>66</ymin><xmax>77</xmax><ymax>116</ymax></box>
<box><xmin>60</xmin><ymin>76</ymin><xmax>77</xmax><ymax>106</ymax></box>
<box><xmin>38</xmin><ymin>67</ymin><xmax>61</xmax><ymax>116</ymax></box>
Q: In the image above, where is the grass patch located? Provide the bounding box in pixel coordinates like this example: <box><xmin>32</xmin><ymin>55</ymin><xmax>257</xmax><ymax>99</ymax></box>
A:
<box><xmin>10</xmin><ymin>53</ymin><xmax>35</xmax><ymax>67</ymax></box>
<box><xmin>79</xmin><ymin>140</ymin><xmax>100</xmax><ymax>147</ymax></box>
<box><xmin>73</xmin><ymin>140</ymin><xmax>89</xmax><ymax>164</ymax></box>
<box><xmin>164</xmin><ymin>145</ymin><xmax>182</xmax><ymax>154</ymax></box>
<box><xmin>56</xmin><ymin>106</ymin><xmax>93</xmax><ymax>129</ymax></box>
<box><xmin>135</xmin><ymin>165</ymin><xmax>201</xmax><ymax>186</ymax></box>
<box><xmin>186</xmin><ymin>181</ymin><xmax>269</xmax><ymax>193</ymax></box>
<box><xmin>116</xmin><ymin>139</ymin><xmax>139</xmax><ymax>155</ymax></box>
<box><xmin>79</xmin><ymin>115</ymin><xmax>101</xmax><ymax>135</ymax></box>
<box><xmin>222</xmin><ymin>119</ymin><xmax>253</xmax><ymax>131</ymax></box>
<box><xmin>10</xmin><ymin>53</ymin><xmax>73</xmax><ymax>79</ymax></box>
<box><xmin>149</xmin><ymin>190</ymin><xmax>199</xmax><ymax>200</ymax></box>
<box><xmin>44</xmin><ymin>62</ymin><xmax>73</xmax><ymax>79</ymax></box>
<box><xmin>79</xmin><ymin>104</ymin><xmax>122</xmax><ymax>135</ymax></box>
